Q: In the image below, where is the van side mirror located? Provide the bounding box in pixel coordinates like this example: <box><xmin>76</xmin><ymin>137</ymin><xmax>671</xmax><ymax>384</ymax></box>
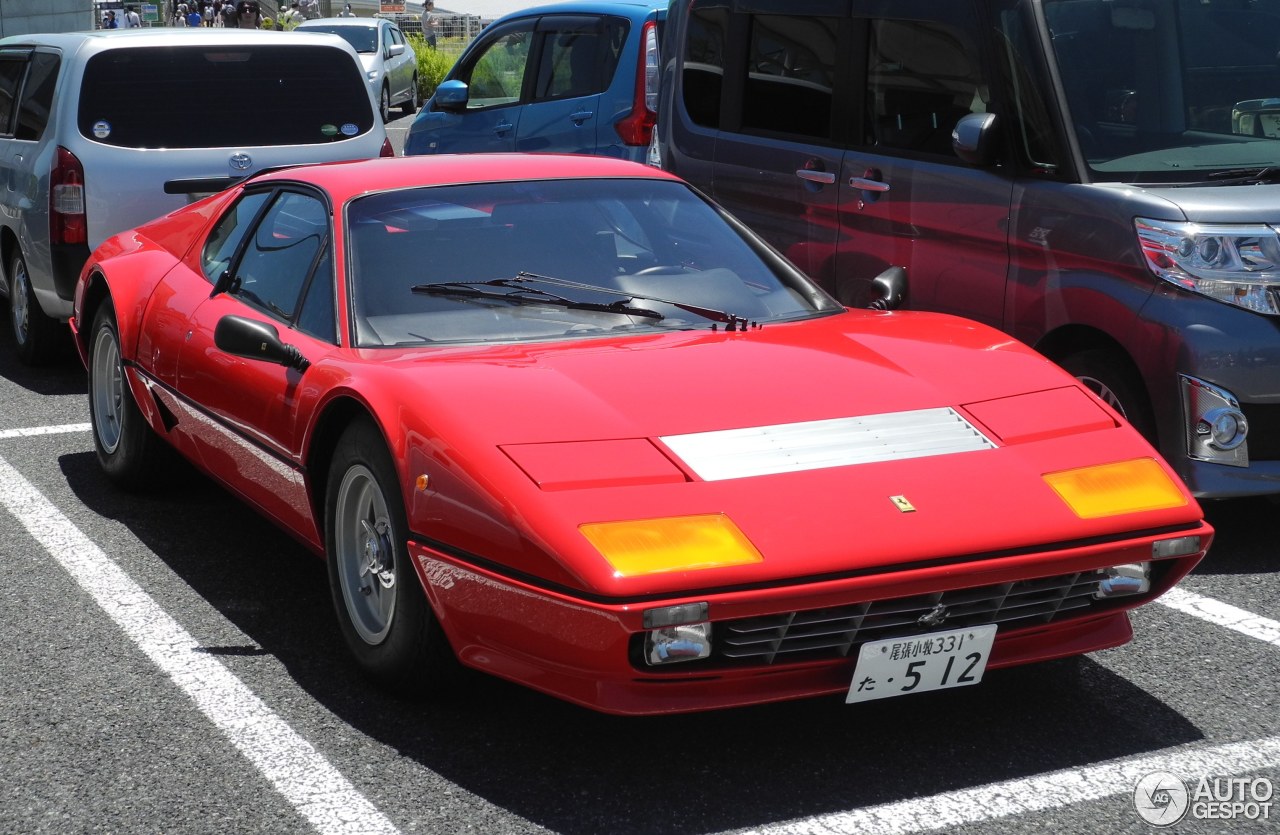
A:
<box><xmin>952</xmin><ymin>112</ymin><xmax>998</xmax><ymax>166</ymax></box>
<box><xmin>433</xmin><ymin>79</ymin><xmax>470</xmax><ymax>112</ymax></box>
<box><xmin>214</xmin><ymin>315</ymin><xmax>310</xmax><ymax>372</ymax></box>
<box><xmin>866</xmin><ymin>267</ymin><xmax>907</xmax><ymax>311</ymax></box>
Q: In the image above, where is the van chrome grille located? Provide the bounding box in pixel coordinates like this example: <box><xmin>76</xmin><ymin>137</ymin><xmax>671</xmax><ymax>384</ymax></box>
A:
<box><xmin>717</xmin><ymin>571</ymin><xmax>1103</xmax><ymax>664</ymax></box>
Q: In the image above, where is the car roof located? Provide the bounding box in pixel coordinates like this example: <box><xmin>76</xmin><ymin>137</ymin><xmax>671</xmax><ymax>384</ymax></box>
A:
<box><xmin>487</xmin><ymin>0</ymin><xmax>667</xmax><ymax>23</ymax></box>
<box><xmin>299</xmin><ymin>17</ymin><xmax>385</xmax><ymax>27</ymax></box>
<box><xmin>0</xmin><ymin>28</ymin><xmax>356</xmax><ymax>51</ymax></box>
<box><xmin>253</xmin><ymin>154</ymin><xmax>683</xmax><ymax>203</ymax></box>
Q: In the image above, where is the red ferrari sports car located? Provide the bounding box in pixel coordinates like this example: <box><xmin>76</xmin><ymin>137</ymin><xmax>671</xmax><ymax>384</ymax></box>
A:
<box><xmin>72</xmin><ymin>155</ymin><xmax>1212</xmax><ymax>715</ymax></box>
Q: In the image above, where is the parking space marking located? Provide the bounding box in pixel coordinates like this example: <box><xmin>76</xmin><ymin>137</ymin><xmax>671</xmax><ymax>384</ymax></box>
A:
<box><xmin>0</xmin><ymin>422</ymin><xmax>90</xmax><ymax>439</ymax></box>
<box><xmin>0</xmin><ymin>454</ymin><xmax>400</xmax><ymax>835</ymax></box>
<box><xmin>740</xmin><ymin>735</ymin><xmax>1280</xmax><ymax>835</ymax></box>
<box><xmin>1157</xmin><ymin>587</ymin><xmax>1280</xmax><ymax>649</ymax></box>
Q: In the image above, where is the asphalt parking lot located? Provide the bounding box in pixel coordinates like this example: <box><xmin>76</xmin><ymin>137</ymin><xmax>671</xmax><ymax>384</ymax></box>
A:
<box><xmin>0</xmin><ymin>307</ymin><xmax>1277</xmax><ymax>835</ymax></box>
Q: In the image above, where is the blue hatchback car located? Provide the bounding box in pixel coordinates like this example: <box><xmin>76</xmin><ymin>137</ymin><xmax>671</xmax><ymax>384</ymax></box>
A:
<box><xmin>404</xmin><ymin>1</ymin><xmax>664</xmax><ymax>161</ymax></box>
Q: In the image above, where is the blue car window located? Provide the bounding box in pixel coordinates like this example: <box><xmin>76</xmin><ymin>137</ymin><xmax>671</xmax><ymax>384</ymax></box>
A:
<box><xmin>463</xmin><ymin>25</ymin><xmax>533</xmax><ymax>108</ymax></box>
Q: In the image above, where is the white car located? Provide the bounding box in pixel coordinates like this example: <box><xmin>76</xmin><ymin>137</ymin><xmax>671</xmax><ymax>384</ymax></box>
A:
<box><xmin>0</xmin><ymin>28</ymin><xmax>390</xmax><ymax>365</ymax></box>
<box><xmin>299</xmin><ymin>17</ymin><xmax>419</xmax><ymax>122</ymax></box>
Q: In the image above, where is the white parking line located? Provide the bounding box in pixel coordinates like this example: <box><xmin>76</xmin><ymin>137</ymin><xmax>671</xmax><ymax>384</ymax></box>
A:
<box><xmin>0</xmin><ymin>422</ymin><xmax>90</xmax><ymax>439</ymax></box>
<box><xmin>739</xmin><ymin>735</ymin><xmax>1280</xmax><ymax>835</ymax></box>
<box><xmin>1158</xmin><ymin>587</ymin><xmax>1280</xmax><ymax>649</ymax></box>
<box><xmin>0</xmin><ymin>454</ymin><xmax>399</xmax><ymax>835</ymax></box>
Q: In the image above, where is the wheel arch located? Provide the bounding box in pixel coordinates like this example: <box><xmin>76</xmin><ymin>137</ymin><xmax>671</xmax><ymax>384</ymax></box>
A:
<box><xmin>1035</xmin><ymin>323</ymin><xmax>1157</xmax><ymax>442</ymax></box>
<box><xmin>304</xmin><ymin>395</ymin><xmax>387</xmax><ymax>542</ymax></box>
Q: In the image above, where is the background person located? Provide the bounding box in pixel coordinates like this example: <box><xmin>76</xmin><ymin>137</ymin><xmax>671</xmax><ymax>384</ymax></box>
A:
<box><xmin>424</xmin><ymin>0</ymin><xmax>439</xmax><ymax>48</ymax></box>
<box><xmin>236</xmin><ymin>0</ymin><xmax>261</xmax><ymax>28</ymax></box>
<box><xmin>280</xmin><ymin>2</ymin><xmax>303</xmax><ymax>30</ymax></box>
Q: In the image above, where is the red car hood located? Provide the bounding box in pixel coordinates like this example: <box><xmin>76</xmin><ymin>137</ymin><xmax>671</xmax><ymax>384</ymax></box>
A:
<box><xmin>366</xmin><ymin>311</ymin><xmax>1202</xmax><ymax>597</ymax></box>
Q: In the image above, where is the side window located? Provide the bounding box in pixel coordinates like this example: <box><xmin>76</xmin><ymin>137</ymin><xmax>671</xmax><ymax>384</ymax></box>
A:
<box><xmin>0</xmin><ymin>54</ymin><xmax>26</xmax><ymax>137</ymax></box>
<box><xmin>682</xmin><ymin>3</ymin><xmax>729</xmax><ymax>129</ymax></box>
<box><xmin>234</xmin><ymin>192</ymin><xmax>330</xmax><ymax>322</ymax></box>
<box><xmin>202</xmin><ymin>191</ymin><xmax>273</xmax><ymax>283</ymax></box>
<box><xmin>296</xmin><ymin>246</ymin><xmax>336</xmax><ymax>342</ymax></box>
<box><xmin>15</xmin><ymin>52</ymin><xmax>59</xmax><ymax>142</ymax></box>
<box><xmin>742</xmin><ymin>14</ymin><xmax>839</xmax><ymax>141</ymax></box>
<box><xmin>864</xmin><ymin>19</ymin><xmax>987</xmax><ymax>156</ymax></box>
<box><xmin>533</xmin><ymin>18</ymin><xmax>626</xmax><ymax>101</ymax></box>
<box><xmin>462</xmin><ymin>22</ymin><xmax>535</xmax><ymax>109</ymax></box>
<box><xmin>993</xmin><ymin>3</ymin><xmax>1063</xmax><ymax>172</ymax></box>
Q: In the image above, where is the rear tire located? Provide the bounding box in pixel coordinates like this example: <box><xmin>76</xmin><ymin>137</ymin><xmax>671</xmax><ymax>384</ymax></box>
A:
<box><xmin>1060</xmin><ymin>348</ymin><xmax>1156</xmax><ymax>442</ymax></box>
<box><xmin>87</xmin><ymin>301</ymin><xmax>164</xmax><ymax>489</ymax></box>
<box><xmin>8</xmin><ymin>250</ymin><xmax>63</xmax><ymax>366</ymax></box>
<box><xmin>400</xmin><ymin>75</ymin><xmax>419</xmax><ymax>114</ymax></box>
<box><xmin>326</xmin><ymin>419</ymin><xmax>462</xmax><ymax>694</ymax></box>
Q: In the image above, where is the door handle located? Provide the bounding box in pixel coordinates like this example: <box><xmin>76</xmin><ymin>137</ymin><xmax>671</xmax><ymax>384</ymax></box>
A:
<box><xmin>849</xmin><ymin>176</ymin><xmax>890</xmax><ymax>192</ymax></box>
<box><xmin>796</xmin><ymin>169</ymin><xmax>836</xmax><ymax>185</ymax></box>
<box><xmin>570</xmin><ymin>110</ymin><xmax>594</xmax><ymax>125</ymax></box>
<box><xmin>494</xmin><ymin>121</ymin><xmax>514</xmax><ymax>136</ymax></box>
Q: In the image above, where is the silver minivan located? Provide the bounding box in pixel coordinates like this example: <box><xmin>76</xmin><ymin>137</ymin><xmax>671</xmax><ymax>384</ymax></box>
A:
<box><xmin>0</xmin><ymin>28</ymin><xmax>391</xmax><ymax>364</ymax></box>
<box><xmin>658</xmin><ymin>0</ymin><xmax>1280</xmax><ymax>500</ymax></box>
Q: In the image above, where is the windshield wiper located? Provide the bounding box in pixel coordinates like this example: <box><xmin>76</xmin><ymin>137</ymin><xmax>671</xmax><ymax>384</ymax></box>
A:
<box><xmin>1200</xmin><ymin>166</ymin><xmax>1280</xmax><ymax>186</ymax></box>
<box><xmin>411</xmin><ymin>278</ymin><xmax>665</xmax><ymax>320</ymax></box>
<box><xmin>514</xmin><ymin>272</ymin><xmax>751</xmax><ymax>330</ymax></box>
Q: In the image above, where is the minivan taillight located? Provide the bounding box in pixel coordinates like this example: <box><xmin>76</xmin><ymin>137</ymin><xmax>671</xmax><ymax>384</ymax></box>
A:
<box><xmin>380</xmin><ymin>137</ymin><xmax>395</xmax><ymax>158</ymax></box>
<box><xmin>615</xmin><ymin>20</ymin><xmax>659</xmax><ymax>147</ymax></box>
<box><xmin>51</xmin><ymin>146</ymin><xmax>87</xmax><ymax>246</ymax></box>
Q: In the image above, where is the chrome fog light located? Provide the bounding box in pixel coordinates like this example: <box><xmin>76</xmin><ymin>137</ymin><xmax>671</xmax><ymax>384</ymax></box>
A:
<box><xmin>1180</xmin><ymin>375</ymin><xmax>1248</xmax><ymax>467</ymax></box>
<box><xmin>645</xmin><ymin>623</ymin><xmax>712</xmax><ymax>665</ymax></box>
<box><xmin>1094</xmin><ymin>562</ymin><xmax>1151</xmax><ymax>599</ymax></box>
<box><xmin>1201</xmin><ymin>407</ymin><xmax>1248</xmax><ymax>450</ymax></box>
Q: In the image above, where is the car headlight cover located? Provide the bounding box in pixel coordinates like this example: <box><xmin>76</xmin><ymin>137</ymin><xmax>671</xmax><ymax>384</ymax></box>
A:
<box><xmin>1043</xmin><ymin>458</ymin><xmax>1188</xmax><ymax>518</ymax></box>
<box><xmin>581</xmin><ymin>513</ymin><xmax>763</xmax><ymax>577</ymax></box>
<box><xmin>1136</xmin><ymin>217</ymin><xmax>1280</xmax><ymax>314</ymax></box>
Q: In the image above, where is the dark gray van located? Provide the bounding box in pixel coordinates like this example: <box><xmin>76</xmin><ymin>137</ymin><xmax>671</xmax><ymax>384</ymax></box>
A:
<box><xmin>657</xmin><ymin>0</ymin><xmax>1280</xmax><ymax>499</ymax></box>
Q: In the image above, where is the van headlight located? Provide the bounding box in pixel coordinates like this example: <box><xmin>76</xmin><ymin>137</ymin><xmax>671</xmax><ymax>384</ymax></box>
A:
<box><xmin>1136</xmin><ymin>218</ymin><xmax>1280</xmax><ymax>314</ymax></box>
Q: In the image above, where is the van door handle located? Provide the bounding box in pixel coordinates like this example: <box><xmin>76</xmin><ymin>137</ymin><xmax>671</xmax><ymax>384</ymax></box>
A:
<box><xmin>570</xmin><ymin>110</ymin><xmax>594</xmax><ymax>125</ymax></box>
<box><xmin>796</xmin><ymin>169</ymin><xmax>836</xmax><ymax>185</ymax></box>
<box><xmin>849</xmin><ymin>176</ymin><xmax>890</xmax><ymax>192</ymax></box>
<box><xmin>494</xmin><ymin>121</ymin><xmax>514</xmax><ymax>136</ymax></box>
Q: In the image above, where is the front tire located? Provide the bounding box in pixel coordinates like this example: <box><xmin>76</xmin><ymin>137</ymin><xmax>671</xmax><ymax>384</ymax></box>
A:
<box><xmin>379</xmin><ymin>84</ymin><xmax>392</xmax><ymax>123</ymax></box>
<box><xmin>326</xmin><ymin>419</ymin><xmax>460</xmax><ymax>693</ymax></box>
<box><xmin>8</xmin><ymin>250</ymin><xmax>62</xmax><ymax>365</ymax></box>
<box><xmin>87</xmin><ymin>302</ymin><xmax>164</xmax><ymax>489</ymax></box>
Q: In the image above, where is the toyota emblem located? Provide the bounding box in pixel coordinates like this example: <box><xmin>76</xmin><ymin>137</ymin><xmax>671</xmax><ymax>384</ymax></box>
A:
<box><xmin>229</xmin><ymin>153</ymin><xmax>253</xmax><ymax>171</ymax></box>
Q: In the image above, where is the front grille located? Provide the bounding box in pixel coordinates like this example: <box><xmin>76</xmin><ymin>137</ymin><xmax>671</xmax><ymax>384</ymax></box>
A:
<box><xmin>717</xmin><ymin>571</ymin><xmax>1106</xmax><ymax>665</ymax></box>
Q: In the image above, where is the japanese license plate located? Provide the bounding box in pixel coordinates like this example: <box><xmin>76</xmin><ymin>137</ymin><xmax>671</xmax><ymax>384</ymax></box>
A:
<box><xmin>846</xmin><ymin>624</ymin><xmax>997</xmax><ymax>704</ymax></box>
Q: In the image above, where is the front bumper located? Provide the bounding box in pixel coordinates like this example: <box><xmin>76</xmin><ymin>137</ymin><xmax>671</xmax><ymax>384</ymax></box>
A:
<box><xmin>409</xmin><ymin>523</ymin><xmax>1211</xmax><ymax>715</ymax></box>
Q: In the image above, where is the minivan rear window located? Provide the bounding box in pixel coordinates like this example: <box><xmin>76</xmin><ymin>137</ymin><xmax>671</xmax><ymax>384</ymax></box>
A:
<box><xmin>78</xmin><ymin>45</ymin><xmax>374</xmax><ymax>148</ymax></box>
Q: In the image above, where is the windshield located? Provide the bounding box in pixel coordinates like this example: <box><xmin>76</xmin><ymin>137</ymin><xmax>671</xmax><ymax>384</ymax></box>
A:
<box><xmin>1045</xmin><ymin>0</ymin><xmax>1280</xmax><ymax>183</ymax></box>
<box><xmin>303</xmin><ymin>25</ymin><xmax>378</xmax><ymax>53</ymax></box>
<box><xmin>346</xmin><ymin>178</ymin><xmax>836</xmax><ymax>347</ymax></box>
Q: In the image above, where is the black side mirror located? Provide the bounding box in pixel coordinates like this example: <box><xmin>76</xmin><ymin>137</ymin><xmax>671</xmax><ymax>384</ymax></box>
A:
<box><xmin>866</xmin><ymin>266</ymin><xmax>907</xmax><ymax>311</ymax></box>
<box><xmin>952</xmin><ymin>112</ymin><xmax>998</xmax><ymax>166</ymax></box>
<box><xmin>214</xmin><ymin>315</ymin><xmax>310</xmax><ymax>372</ymax></box>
